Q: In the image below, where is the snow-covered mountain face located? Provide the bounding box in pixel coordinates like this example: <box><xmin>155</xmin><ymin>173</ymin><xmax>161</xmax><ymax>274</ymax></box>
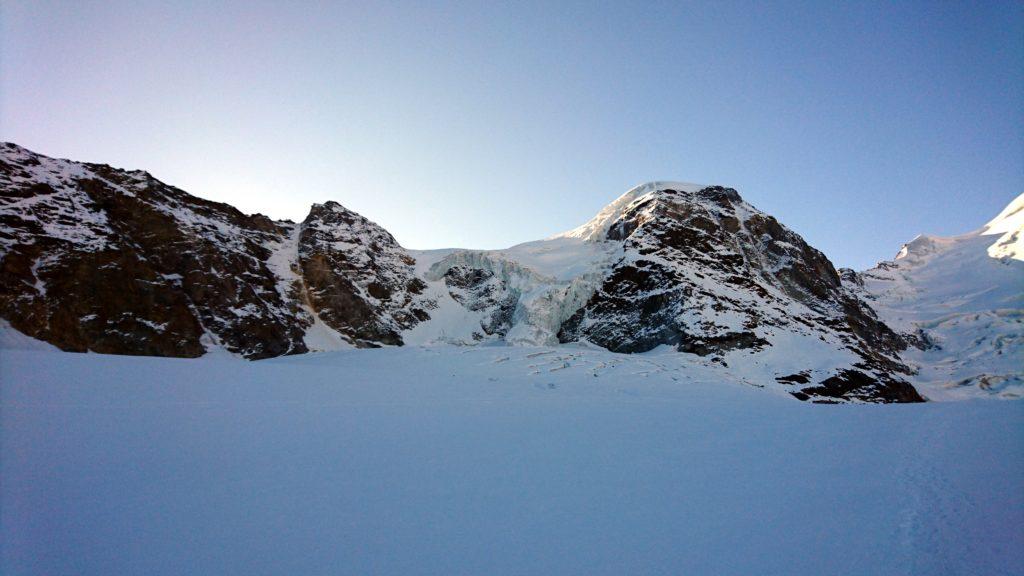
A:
<box><xmin>401</xmin><ymin>181</ymin><xmax>924</xmax><ymax>402</ymax></box>
<box><xmin>846</xmin><ymin>194</ymin><xmax>1023</xmax><ymax>400</ymax></box>
<box><xmin>3</xmin><ymin>143</ymin><xmax>1010</xmax><ymax>403</ymax></box>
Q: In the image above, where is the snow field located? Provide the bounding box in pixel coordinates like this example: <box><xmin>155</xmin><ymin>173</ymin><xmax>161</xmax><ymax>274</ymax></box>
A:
<box><xmin>2</xmin><ymin>345</ymin><xmax>1021</xmax><ymax>575</ymax></box>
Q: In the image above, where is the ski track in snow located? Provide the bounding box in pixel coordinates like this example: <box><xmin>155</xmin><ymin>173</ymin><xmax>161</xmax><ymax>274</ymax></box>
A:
<box><xmin>890</xmin><ymin>406</ymin><xmax>1024</xmax><ymax>576</ymax></box>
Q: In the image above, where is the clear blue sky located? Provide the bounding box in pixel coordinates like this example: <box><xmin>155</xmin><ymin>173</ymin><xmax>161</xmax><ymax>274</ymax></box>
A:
<box><xmin>2</xmin><ymin>1</ymin><xmax>1021</xmax><ymax>269</ymax></box>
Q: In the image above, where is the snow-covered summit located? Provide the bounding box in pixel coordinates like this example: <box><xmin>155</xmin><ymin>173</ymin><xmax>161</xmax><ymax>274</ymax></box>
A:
<box><xmin>893</xmin><ymin>193</ymin><xmax>1023</xmax><ymax>265</ymax></box>
<box><xmin>893</xmin><ymin>233</ymin><xmax>948</xmax><ymax>264</ymax></box>
<box><xmin>556</xmin><ymin>181</ymin><xmax>706</xmax><ymax>242</ymax></box>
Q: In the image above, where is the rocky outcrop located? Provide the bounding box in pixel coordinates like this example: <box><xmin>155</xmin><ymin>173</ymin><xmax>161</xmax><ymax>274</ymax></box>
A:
<box><xmin>298</xmin><ymin>201</ymin><xmax>432</xmax><ymax>346</ymax></box>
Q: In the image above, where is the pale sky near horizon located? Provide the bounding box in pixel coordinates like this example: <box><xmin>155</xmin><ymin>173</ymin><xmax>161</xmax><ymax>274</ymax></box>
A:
<box><xmin>2</xmin><ymin>1</ymin><xmax>1021</xmax><ymax>269</ymax></box>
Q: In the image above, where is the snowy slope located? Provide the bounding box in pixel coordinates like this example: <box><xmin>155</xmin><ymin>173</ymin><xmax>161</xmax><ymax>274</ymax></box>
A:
<box><xmin>852</xmin><ymin>193</ymin><xmax>1024</xmax><ymax>399</ymax></box>
<box><xmin>983</xmin><ymin>193</ymin><xmax>1024</xmax><ymax>261</ymax></box>
<box><xmin>2</xmin><ymin>345</ymin><xmax>1021</xmax><ymax>575</ymax></box>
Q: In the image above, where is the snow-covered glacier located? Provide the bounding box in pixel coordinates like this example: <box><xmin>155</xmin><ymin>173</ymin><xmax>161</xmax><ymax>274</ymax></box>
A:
<box><xmin>849</xmin><ymin>193</ymin><xmax>1023</xmax><ymax>400</ymax></box>
<box><xmin>2</xmin><ymin>344</ymin><xmax>1021</xmax><ymax>575</ymax></box>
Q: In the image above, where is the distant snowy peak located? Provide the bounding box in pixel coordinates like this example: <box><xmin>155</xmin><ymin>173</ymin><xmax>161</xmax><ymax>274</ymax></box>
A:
<box><xmin>557</xmin><ymin>181</ymin><xmax>706</xmax><ymax>242</ymax></box>
<box><xmin>981</xmin><ymin>192</ymin><xmax>1023</xmax><ymax>261</ymax></box>
<box><xmin>893</xmin><ymin>234</ymin><xmax>948</xmax><ymax>265</ymax></box>
<box><xmin>893</xmin><ymin>193</ymin><xmax>1024</xmax><ymax>265</ymax></box>
<box><xmin>855</xmin><ymin>193</ymin><xmax>1023</xmax><ymax>400</ymax></box>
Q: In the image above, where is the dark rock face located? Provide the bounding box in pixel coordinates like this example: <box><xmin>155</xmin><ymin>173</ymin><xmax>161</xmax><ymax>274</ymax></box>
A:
<box><xmin>297</xmin><ymin>202</ymin><xmax>432</xmax><ymax>346</ymax></box>
<box><xmin>0</xmin><ymin>143</ymin><xmax>308</xmax><ymax>358</ymax></box>
<box><xmin>1</xmin><ymin>144</ymin><xmax>439</xmax><ymax>356</ymax></box>
<box><xmin>557</xmin><ymin>185</ymin><xmax>919</xmax><ymax>402</ymax></box>
<box><xmin>838</xmin><ymin>267</ymin><xmax>864</xmax><ymax>288</ymax></box>
<box><xmin>792</xmin><ymin>369</ymin><xmax>923</xmax><ymax>403</ymax></box>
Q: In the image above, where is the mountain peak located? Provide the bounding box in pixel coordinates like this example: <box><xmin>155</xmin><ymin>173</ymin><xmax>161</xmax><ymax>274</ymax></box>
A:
<box><xmin>894</xmin><ymin>234</ymin><xmax>946</xmax><ymax>263</ymax></box>
<box><xmin>310</xmin><ymin>200</ymin><xmax>352</xmax><ymax>214</ymax></box>
<box><xmin>556</xmin><ymin>181</ymin><xmax>708</xmax><ymax>242</ymax></box>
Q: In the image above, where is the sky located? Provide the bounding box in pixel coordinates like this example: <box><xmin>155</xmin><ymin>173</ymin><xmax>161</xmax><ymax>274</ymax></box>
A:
<box><xmin>1</xmin><ymin>1</ymin><xmax>1021</xmax><ymax>269</ymax></box>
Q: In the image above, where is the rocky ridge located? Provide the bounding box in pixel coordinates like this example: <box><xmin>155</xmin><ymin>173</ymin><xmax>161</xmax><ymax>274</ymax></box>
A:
<box><xmin>5</xmin><ymin>143</ymin><xmax>1003</xmax><ymax>402</ymax></box>
<box><xmin>0</xmin><ymin>143</ymin><xmax>433</xmax><ymax>358</ymax></box>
